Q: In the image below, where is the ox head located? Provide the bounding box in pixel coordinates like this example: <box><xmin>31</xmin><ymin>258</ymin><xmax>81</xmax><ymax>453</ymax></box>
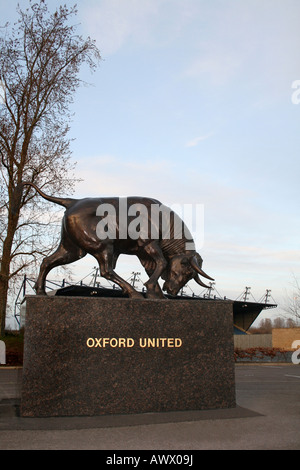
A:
<box><xmin>162</xmin><ymin>252</ymin><xmax>214</xmax><ymax>296</ymax></box>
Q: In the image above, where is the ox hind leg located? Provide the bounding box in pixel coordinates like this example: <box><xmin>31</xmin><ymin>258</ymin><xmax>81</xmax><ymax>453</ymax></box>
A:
<box><xmin>35</xmin><ymin>235</ymin><xmax>86</xmax><ymax>295</ymax></box>
<box><xmin>93</xmin><ymin>247</ymin><xmax>143</xmax><ymax>299</ymax></box>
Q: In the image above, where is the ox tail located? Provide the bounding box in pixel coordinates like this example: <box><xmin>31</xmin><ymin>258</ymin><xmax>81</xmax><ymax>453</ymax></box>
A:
<box><xmin>21</xmin><ymin>182</ymin><xmax>76</xmax><ymax>209</ymax></box>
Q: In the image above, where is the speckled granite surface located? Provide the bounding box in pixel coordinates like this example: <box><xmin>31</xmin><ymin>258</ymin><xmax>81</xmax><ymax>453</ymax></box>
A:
<box><xmin>21</xmin><ymin>296</ymin><xmax>235</xmax><ymax>417</ymax></box>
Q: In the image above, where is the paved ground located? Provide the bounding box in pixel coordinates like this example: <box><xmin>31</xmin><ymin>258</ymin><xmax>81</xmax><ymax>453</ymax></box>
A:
<box><xmin>0</xmin><ymin>364</ymin><xmax>299</xmax><ymax>450</ymax></box>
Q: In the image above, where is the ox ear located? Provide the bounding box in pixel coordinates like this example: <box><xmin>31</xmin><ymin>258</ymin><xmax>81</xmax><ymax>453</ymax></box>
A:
<box><xmin>190</xmin><ymin>254</ymin><xmax>214</xmax><ymax>281</ymax></box>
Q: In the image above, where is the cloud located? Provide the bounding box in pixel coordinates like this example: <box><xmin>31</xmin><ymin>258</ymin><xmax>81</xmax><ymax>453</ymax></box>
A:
<box><xmin>81</xmin><ymin>0</ymin><xmax>160</xmax><ymax>55</ymax></box>
<box><xmin>74</xmin><ymin>154</ymin><xmax>175</xmax><ymax>198</ymax></box>
<box><xmin>184</xmin><ymin>53</ymin><xmax>241</xmax><ymax>86</ymax></box>
<box><xmin>80</xmin><ymin>0</ymin><xmax>206</xmax><ymax>56</ymax></box>
<box><xmin>181</xmin><ymin>0</ymin><xmax>300</xmax><ymax>97</ymax></box>
<box><xmin>186</xmin><ymin>132</ymin><xmax>214</xmax><ymax>147</ymax></box>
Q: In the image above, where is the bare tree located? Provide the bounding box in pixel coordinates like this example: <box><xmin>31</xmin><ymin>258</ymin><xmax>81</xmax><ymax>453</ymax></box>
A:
<box><xmin>282</xmin><ymin>275</ymin><xmax>300</xmax><ymax>326</ymax></box>
<box><xmin>0</xmin><ymin>0</ymin><xmax>100</xmax><ymax>335</ymax></box>
<box><xmin>249</xmin><ymin>318</ymin><xmax>273</xmax><ymax>334</ymax></box>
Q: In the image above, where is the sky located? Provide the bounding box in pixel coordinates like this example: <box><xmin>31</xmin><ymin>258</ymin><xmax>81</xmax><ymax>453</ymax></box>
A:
<box><xmin>1</xmin><ymin>0</ymin><xmax>300</xmax><ymax>325</ymax></box>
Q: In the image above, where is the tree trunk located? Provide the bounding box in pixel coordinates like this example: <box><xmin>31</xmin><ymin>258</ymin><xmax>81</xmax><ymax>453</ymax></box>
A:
<box><xmin>0</xmin><ymin>197</ymin><xmax>20</xmax><ymax>335</ymax></box>
<box><xmin>0</xmin><ymin>274</ymin><xmax>9</xmax><ymax>336</ymax></box>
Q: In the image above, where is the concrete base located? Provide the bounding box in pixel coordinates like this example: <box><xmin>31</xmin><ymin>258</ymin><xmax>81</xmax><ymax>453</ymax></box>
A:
<box><xmin>21</xmin><ymin>296</ymin><xmax>235</xmax><ymax>417</ymax></box>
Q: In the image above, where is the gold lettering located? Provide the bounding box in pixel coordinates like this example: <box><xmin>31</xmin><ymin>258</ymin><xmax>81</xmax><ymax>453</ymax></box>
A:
<box><xmin>86</xmin><ymin>337</ymin><xmax>182</xmax><ymax>348</ymax></box>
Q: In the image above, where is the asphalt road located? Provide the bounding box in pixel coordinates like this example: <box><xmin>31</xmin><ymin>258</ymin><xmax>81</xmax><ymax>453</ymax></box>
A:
<box><xmin>0</xmin><ymin>364</ymin><xmax>299</xmax><ymax>450</ymax></box>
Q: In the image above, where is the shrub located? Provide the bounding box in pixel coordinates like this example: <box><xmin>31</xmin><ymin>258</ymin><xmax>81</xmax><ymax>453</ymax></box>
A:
<box><xmin>234</xmin><ymin>347</ymin><xmax>289</xmax><ymax>361</ymax></box>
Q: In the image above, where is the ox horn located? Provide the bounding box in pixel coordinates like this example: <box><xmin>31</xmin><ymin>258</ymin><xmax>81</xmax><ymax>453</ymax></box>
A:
<box><xmin>194</xmin><ymin>275</ymin><xmax>210</xmax><ymax>289</ymax></box>
<box><xmin>190</xmin><ymin>255</ymin><xmax>214</xmax><ymax>281</ymax></box>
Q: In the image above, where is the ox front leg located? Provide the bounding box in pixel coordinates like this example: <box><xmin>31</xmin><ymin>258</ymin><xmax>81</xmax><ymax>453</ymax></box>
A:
<box><xmin>142</xmin><ymin>241</ymin><xmax>167</xmax><ymax>299</ymax></box>
<box><xmin>94</xmin><ymin>249</ymin><xmax>143</xmax><ymax>299</ymax></box>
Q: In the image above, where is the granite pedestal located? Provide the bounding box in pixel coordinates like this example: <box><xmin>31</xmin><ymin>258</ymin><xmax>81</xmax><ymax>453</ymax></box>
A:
<box><xmin>21</xmin><ymin>296</ymin><xmax>235</xmax><ymax>417</ymax></box>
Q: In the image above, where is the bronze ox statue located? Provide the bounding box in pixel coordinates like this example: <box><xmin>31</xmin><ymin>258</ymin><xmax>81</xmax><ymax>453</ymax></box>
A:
<box><xmin>22</xmin><ymin>182</ymin><xmax>214</xmax><ymax>299</ymax></box>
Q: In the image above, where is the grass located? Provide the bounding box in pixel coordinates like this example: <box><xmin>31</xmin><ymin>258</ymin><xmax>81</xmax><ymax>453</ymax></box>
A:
<box><xmin>0</xmin><ymin>330</ymin><xmax>24</xmax><ymax>366</ymax></box>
